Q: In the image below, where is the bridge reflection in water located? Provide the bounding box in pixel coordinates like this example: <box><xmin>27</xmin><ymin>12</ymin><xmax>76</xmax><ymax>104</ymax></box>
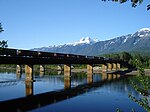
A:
<box><xmin>0</xmin><ymin>72</ymin><xmax>121</xmax><ymax>112</ymax></box>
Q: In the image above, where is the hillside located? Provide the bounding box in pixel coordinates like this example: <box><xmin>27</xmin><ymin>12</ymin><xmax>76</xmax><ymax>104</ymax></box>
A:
<box><xmin>32</xmin><ymin>28</ymin><xmax>150</xmax><ymax>56</ymax></box>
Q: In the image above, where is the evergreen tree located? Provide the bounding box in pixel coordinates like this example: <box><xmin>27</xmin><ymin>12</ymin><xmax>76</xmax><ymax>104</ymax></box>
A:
<box><xmin>120</xmin><ymin>51</ymin><xmax>132</xmax><ymax>61</ymax></box>
<box><xmin>102</xmin><ymin>0</ymin><xmax>150</xmax><ymax>10</ymax></box>
<box><xmin>0</xmin><ymin>23</ymin><xmax>8</xmax><ymax>48</ymax></box>
<box><xmin>0</xmin><ymin>23</ymin><xmax>4</xmax><ymax>33</ymax></box>
<box><xmin>103</xmin><ymin>51</ymin><xmax>150</xmax><ymax>74</ymax></box>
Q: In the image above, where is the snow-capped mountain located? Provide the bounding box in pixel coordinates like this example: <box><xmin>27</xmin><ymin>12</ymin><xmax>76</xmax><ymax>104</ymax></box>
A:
<box><xmin>32</xmin><ymin>28</ymin><xmax>150</xmax><ymax>56</ymax></box>
<box><xmin>132</xmin><ymin>28</ymin><xmax>150</xmax><ymax>38</ymax></box>
<box><xmin>66</xmin><ymin>37</ymin><xmax>99</xmax><ymax>46</ymax></box>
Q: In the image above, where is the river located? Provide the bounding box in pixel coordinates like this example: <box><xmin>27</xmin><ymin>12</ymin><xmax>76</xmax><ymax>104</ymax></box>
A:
<box><xmin>0</xmin><ymin>70</ymin><xmax>147</xmax><ymax>112</ymax></box>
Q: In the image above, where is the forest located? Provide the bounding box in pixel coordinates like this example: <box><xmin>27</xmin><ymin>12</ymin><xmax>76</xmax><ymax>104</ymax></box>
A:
<box><xmin>103</xmin><ymin>51</ymin><xmax>150</xmax><ymax>69</ymax></box>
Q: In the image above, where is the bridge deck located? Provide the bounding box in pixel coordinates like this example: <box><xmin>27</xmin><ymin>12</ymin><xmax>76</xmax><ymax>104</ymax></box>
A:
<box><xmin>0</xmin><ymin>48</ymin><xmax>125</xmax><ymax>65</ymax></box>
<box><xmin>0</xmin><ymin>56</ymin><xmax>123</xmax><ymax>65</ymax></box>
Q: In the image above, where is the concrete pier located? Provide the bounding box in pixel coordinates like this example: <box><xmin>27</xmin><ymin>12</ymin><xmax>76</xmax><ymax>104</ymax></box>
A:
<box><xmin>40</xmin><ymin>65</ymin><xmax>45</xmax><ymax>72</ymax></box>
<box><xmin>16</xmin><ymin>72</ymin><xmax>21</xmax><ymax>79</ymax></box>
<box><xmin>25</xmin><ymin>65</ymin><xmax>33</xmax><ymax>81</ymax></box>
<box><xmin>117</xmin><ymin>63</ymin><xmax>121</xmax><ymax>69</ymax></box>
<box><xmin>64</xmin><ymin>64</ymin><xmax>71</xmax><ymax>77</ymax></box>
<box><xmin>102</xmin><ymin>64</ymin><xmax>107</xmax><ymax>72</ymax></box>
<box><xmin>64</xmin><ymin>64</ymin><xmax>71</xmax><ymax>72</ymax></box>
<box><xmin>16</xmin><ymin>65</ymin><xmax>22</xmax><ymax>74</ymax></box>
<box><xmin>107</xmin><ymin>63</ymin><xmax>112</xmax><ymax>71</ymax></box>
<box><xmin>112</xmin><ymin>63</ymin><xmax>117</xmax><ymax>70</ymax></box>
<box><xmin>25</xmin><ymin>65</ymin><xmax>33</xmax><ymax>74</ymax></box>
<box><xmin>87</xmin><ymin>64</ymin><xmax>93</xmax><ymax>74</ymax></box>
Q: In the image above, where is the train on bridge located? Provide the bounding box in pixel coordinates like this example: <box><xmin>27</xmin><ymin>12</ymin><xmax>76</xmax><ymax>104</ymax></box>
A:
<box><xmin>0</xmin><ymin>48</ymin><xmax>107</xmax><ymax>60</ymax></box>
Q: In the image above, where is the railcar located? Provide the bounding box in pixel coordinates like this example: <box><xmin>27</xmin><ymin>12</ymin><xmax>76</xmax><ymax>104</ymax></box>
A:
<box><xmin>53</xmin><ymin>53</ymin><xmax>68</xmax><ymax>59</ymax></box>
<box><xmin>86</xmin><ymin>56</ymin><xmax>94</xmax><ymax>59</ymax></box>
<box><xmin>66</xmin><ymin>54</ymin><xmax>70</xmax><ymax>58</ymax></box>
<box><xmin>77</xmin><ymin>55</ymin><xmax>86</xmax><ymax>59</ymax></box>
<box><xmin>38</xmin><ymin>51</ymin><xmax>54</xmax><ymax>58</ymax></box>
<box><xmin>93</xmin><ymin>56</ymin><xmax>99</xmax><ymax>59</ymax></box>
<box><xmin>17</xmin><ymin>50</ymin><xmax>39</xmax><ymax>57</ymax></box>
<box><xmin>104</xmin><ymin>58</ymin><xmax>112</xmax><ymax>61</ymax></box>
<box><xmin>0</xmin><ymin>48</ymin><xmax>17</xmax><ymax>56</ymax></box>
<box><xmin>69</xmin><ymin>54</ymin><xmax>77</xmax><ymax>59</ymax></box>
<box><xmin>95</xmin><ymin>57</ymin><xmax>104</xmax><ymax>60</ymax></box>
<box><xmin>55</xmin><ymin>53</ymin><xmax>72</xmax><ymax>59</ymax></box>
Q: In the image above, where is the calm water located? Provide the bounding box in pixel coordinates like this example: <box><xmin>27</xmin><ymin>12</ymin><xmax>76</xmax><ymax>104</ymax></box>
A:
<box><xmin>0</xmin><ymin>70</ymin><xmax>147</xmax><ymax>112</ymax></box>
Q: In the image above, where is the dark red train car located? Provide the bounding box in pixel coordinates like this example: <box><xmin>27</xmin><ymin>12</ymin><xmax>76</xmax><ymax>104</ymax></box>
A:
<box><xmin>38</xmin><ymin>51</ymin><xmax>55</xmax><ymax>58</ymax></box>
<box><xmin>0</xmin><ymin>48</ymin><xmax>17</xmax><ymax>56</ymax></box>
<box><xmin>17</xmin><ymin>50</ymin><xmax>39</xmax><ymax>57</ymax></box>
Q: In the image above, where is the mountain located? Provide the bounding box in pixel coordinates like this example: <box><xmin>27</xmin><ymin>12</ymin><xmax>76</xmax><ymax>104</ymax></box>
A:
<box><xmin>32</xmin><ymin>28</ymin><xmax>150</xmax><ymax>56</ymax></box>
<box><xmin>66</xmin><ymin>37</ymin><xmax>99</xmax><ymax>46</ymax></box>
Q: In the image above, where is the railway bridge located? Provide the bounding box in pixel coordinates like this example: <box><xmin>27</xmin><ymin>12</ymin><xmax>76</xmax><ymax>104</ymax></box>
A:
<box><xmin>0</xmin><ymin>48</ymin><xmax>130</xmax><ymax>80</ymax></box>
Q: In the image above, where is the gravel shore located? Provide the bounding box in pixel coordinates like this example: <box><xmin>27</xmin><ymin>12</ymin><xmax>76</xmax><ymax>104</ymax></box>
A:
<box><xmin>72</xmin><ymin>68</ymin><xmax>150</xmax><ymax>76</ymax></box>
<box><xmin>125</xmin><ymin>69</ymin><xmax>150</xmax><ymax>76</ymax></box>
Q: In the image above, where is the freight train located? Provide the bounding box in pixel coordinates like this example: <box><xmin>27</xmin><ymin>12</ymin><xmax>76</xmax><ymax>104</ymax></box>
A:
<box><xmin>0</xmin><ymin>48</ymin><xmax>105</xmax><ymax>60</ymax></box>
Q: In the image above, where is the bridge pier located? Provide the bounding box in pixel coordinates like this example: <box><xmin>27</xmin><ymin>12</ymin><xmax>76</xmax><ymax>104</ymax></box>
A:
<box><xmin>64</xmin><ymin>64</ymin><xmax>71</xmax><ymax>77</ymax></box>
<box><xmin>87</xmin><ymin>64</ymin><xmax>93</xmax><ymax>74</ymax></box>
<box><xmin>25</xmin><ymin>65</ymin><xmax>33</xmax><ymax>74</ymax></box>
<box><xmin>57</xmin><ymin>65</ymin><xmax>62</xmax><ymax>71</ymax></box>
<box><xmin>107</xmin><ymin>63</ymin><xmax>112</xmax><ymax>71</ymax></box>
<box><xmin>25</xmin><ymin>65</ymin><xmax>33</xmax><ymax>81</ymax></box>
<box><xmin>16</xmin><ymin>72</ymin><xmax>22</xmax><ymax>79</ymax></box>
<box><xmin>112</xmin><ymin>63</ymin><xmax>117</xmax><ymax>70</ymax></box>
<box><xmin>112</xmin><ymin>63</ymin><xmax>117</xmax><ymax>71</ymax></box>
<box><xmin>16</xmin><ymin>65</ymin><xmax>22</xmax><ymax>74</ymax></box>
<box><xmin>40</xmin><ymin>65</ymin><xmax>45</xmax><ymax>72</ymax></box>
<box><xmin>117</xmin><ymin>63</ymin><xmax>121</xmax><ymax>69</ymax></box>
<box><xmin>102</xmin><ymin>64</ymin><xmax>107</xmax><ymax>72</ymax></box>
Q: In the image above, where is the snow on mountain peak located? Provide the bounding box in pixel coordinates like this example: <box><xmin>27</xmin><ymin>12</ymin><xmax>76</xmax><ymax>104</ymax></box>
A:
<box><xmin>132</xmin><ymin>28</ymin><xmax>150</xmax><ymax>38</ymax></box>
<box><xmin>138</xmin><ymin>28</ymin><xmax>150</xmax><ymax>32</ymax></box>
<box><xmin>79</xmin><ymin>37</ymin><xmax>98</xmax><ymax>44</ymax></box>
<box><xmin>66</xmin><ymin>37</ymin><xmax>99</xmax><ymax>46</ymax></box>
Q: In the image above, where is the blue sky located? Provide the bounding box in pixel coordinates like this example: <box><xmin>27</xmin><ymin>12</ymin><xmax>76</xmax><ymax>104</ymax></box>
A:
<box><xmin>0</xmin><ymin>0</ymin><xmax>150</xmax><ymax>49</ymax></box>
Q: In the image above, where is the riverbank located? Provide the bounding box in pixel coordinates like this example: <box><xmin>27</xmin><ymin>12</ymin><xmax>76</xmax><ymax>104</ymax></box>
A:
<box><xmin>72</xmin><ymin>68</ymin><xmax>150</xmax><ymax>76</ymax></box>
<box><xmin>125</xmin><ymin>69</ymin><xmax>150</xmax><ymax>76</ymax></box>
<box><xmin>0</xmin><ymin>66</ymin><xmax>150</xmax><ymax>76</ymax></box>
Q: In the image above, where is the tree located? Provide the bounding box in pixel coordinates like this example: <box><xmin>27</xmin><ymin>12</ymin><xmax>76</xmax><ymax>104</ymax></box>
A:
<box><xmin>0</xmin><ymin>40</ymin><xmax>8</xmax><ymax>48</ymax></box>
<box><xmin>148</xmin><ymin>4</ymin><xmax>150</xmax><ymax>10</ymax></box>
<box><xmin>102</xmin><ymin>0</ymin><xmax>150</xmax><ymax>10</ymax></box>
<box><xmin>0</xmin><ymin>23</ymin><xmax>4</xmax><ymax>33</ymax></box>
<box><xmin>119</xmin><ymin>51</ymin><xmax>132</xmax><ymax>61</ymax></box>
<box><xmin>129</xmin><ymin>76</ymin><xmax>150</xmax><ymax>111</ymax></box>
<box><xmin>0</xmin><ymin>23</ymin><xmax>8</xmax><ymax>48</ymax></box>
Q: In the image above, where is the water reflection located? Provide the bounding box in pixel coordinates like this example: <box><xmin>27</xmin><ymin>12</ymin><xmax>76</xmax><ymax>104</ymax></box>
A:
<box><xmin>0</xmin><ymin>70</ymin><xmax>146</xmax><ymax>112</ymax></box>
<box><xmin>39</xmin><ymin>72</ymin><xmax>44</xmax><ymax>77</ymax></box>
<box><xmin>0</xmin><ymin>72</ymin><xmax>123</xmax><ymax>112</ymax></box>
<box><xmin>64</xmin><ymin>77</ymin><xmax>71</xmax><ymax>89</ymax></box>
<box><xmin>87</xmin><ymin>73</ymin><xmax>93</xmax><ymax>84</ymax></box>
<box><xmin>25</xmin><ymin>81</ymin><xmax>33</xmax><ymax>96</ymax></box>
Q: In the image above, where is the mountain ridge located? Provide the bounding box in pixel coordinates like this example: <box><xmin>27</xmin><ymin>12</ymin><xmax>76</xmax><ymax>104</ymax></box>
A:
<box><xmin>32</xmin><ymin>28</ymin><xmax>150</xmax><ymax>56</ymax></box>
